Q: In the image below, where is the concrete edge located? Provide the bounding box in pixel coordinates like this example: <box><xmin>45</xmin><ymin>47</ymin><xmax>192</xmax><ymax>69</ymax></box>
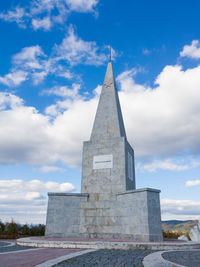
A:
<box><xmin>16</xmin><ymin>237</ymin><xmax>200</xmax><ymax>251</ymax></box>
<box><xmin>0</xmin><ymin>248</ymin><xmax>44</xmax><ymax>255</ymax></box>
<box><xmin>0</xmin><ymin>241</ymin><xmax>15</xmax><ymax>248</ymax></box>
<box><xmin>34</xmin><ymin>249</ymin><xmax>96</xmax><ymax>267</ymax></box>
<box><xmin>117</xmin><ymin>188</ymin><xmax>161</xmax><ymax>195</ymax></box>
<box><xmin>47</xmin><ymin>193</ymin><xmax>89</xmax><ymax>197</ymax></box>
<box><xmin>142</xmin><ymin>251</ymin><xmax>184</xmax><ymax>267</ymax></box>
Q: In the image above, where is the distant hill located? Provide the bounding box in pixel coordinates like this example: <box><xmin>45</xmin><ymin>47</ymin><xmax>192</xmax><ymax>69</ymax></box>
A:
<box><xmin>162</xmin><ymin>220</ymin><xmax>198</xmax><ymax>232</ymax></box>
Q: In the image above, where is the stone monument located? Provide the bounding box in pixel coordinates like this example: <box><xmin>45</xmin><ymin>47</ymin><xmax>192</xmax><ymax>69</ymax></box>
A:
<box><xmin>189</xmin><ymin>221</ymin><xmax>200</xmax><ymax>242</ymax></box>
<box><xmin>45</xmin><ymin>61</ymin><xmax>163</xmax><ymax>242</ymax></box>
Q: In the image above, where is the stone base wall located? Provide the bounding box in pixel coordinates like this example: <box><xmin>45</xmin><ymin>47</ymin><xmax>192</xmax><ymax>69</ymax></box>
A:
<box><xmin>45</xmin><ymin>193</ymin><xmax>88</xmax><ymax>237</ymax></box>
<box><xmin>117</xmin><ymin>188</ymin><xmax>163</xmax><ymax>242</ymax></box>
<box><xmin>45</xmin><ymin>189</ymin><xmax>163</xmax><ymax>242</ymax></box>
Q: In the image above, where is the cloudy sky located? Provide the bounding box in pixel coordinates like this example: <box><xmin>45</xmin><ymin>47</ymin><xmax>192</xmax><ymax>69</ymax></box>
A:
<box><xmin>1</xmin><ymin>0</ymin><xmax>200</xmax><ymax>224</ymax></box>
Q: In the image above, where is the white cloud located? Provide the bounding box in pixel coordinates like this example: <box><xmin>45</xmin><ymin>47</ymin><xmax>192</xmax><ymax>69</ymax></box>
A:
<box><xmin>44</xmin><ymin>96</ymin><xmax>97</xmax><ymax>166</ymax></box>
<box><xmin>14</xmin><ymin>45</ymin><xmax>53</xmax><ymax>84</ymax></box>
<box><xmin>0</xmin><ymin>70</ymin><xmax>28</xmax><ymax>87</ymax></box>
<box><xmin>44</xmin><ymin>104</ymin><xmax>60</xmax><ymax>116</ymax></box>
<box><xmin>117</xmin><ymin>64</ymin><xmax>200</xmax><ymax>159</ymax></box>
<box><xmin>0</xmin><ymin>7</ymin><xmax>26</xmax><ymax>28</ymax></box>
<box><xmin>44</xmin><ymin>99</ymin><xmax>76</xmax><ymax>116</ymax></box>
<box><xmin>0</xmin><ymin>45</ymin><xmax>53</xmax><ymax>87</ymax></box>
<box><xmin>30</xmin><ymin>0</ymin><xmax>55</xmax><ymax>15</ymax></box>
<box><xmin>0</xmin><ymin>92</ymin><xmax>96</xmax><ymax>166</ymax></box>
<box><xmin>93</xmin><ymin>84</ymin><xmax>102</xmax><ymax>96</ymax></box>
<box><xmin>0</xmin><ymin>179</ymin><xmax>74</xmax><ymax>193</ymax></box>
<box><xmin>0</xmin><ymin>207</ymin><xmax>46</xmax><ymax>224</ymax></box>
<box><xmin>142</xmin><ymin>160</ymin><xmax>190</xmax><ymax>172</ymax></box>
<box><xmin>43</xmin><ymin>83</ymin><xmax>83</xmax><ymax>116</ymax></box>
<box><xmin>0</xmin><ymin>179</ymin><xmax>75</xmax><ymax>224</ymax></box>
<box><xmin>186</xmin><ymin>179</ymin><xmax>200</xmax><ymax>187</ymax></box>
<box><xmin>180</xmin><ymin>40</ymin><xmax>200</xmax><ymax>59</ymax></box>
<box><xmin>0</xmin><ymin>92</ymin><xmax>23</xmax><ymax>110</ymax></box>
<box><xmin>40</xmin><ymin>165</ymin><xmax>64</xmax><ymax>172</ymax></box>
<box><xmin>161</xmin><ymin>199</ymin><xmax>200</xmax><ymax>220</ymax></box>
<box><xmin>13</xmin><ymin>45</ymin><xmax>46</xmax><ymax>70</ymax></box>
<box><xmin>116</xmin><ymin>67</ymin><xmax>146</xmax><ymax>93</ymax></box>
<box><xmin>0</xmin><ymin>192</ymin><xmax>43</xmax><ymax>203</ymax></box>
<box><xmin>58</xmin><ymin>70</ymin><xmax>73</xmax><ymax>79</ymax></box>
<box><xmin>25</xmin><ymin>191</ymin><xmax>42</xmax><ymax>201</ymax></box>
<box><xmin>55</xmin><ymin>26</ymin><xmax>109</xmax><ymax>66</ymax></box>
<box><xmin>32</xmin><ymin>16</ymin><xmax>52</xmax><ymax>31</ymax></box>
<box><xmin>0</xmin><ymin>106</ymin><xmax>54</xmax><ymax>165</ymax></box>
<box><xmin>43</xmin><ymin>83</ymin><xmax>80</xmax><ymax>98</ymax></box>
<box><xmin>0</xmin><ymin>29</ymin><xmax>109</xmax><ymax>88</ymax></box>
<box><xmin>32</xmin><ymin>69</ymin><xmax>49</xmax><ymax>84</ymax></box>
<box><xmin>0</xmin><ymin>0</ymin><xmax>98</xmax><ymax>30</ymax></box>
<box><xmin>66</xmin><ymin>0</ymin><xmax>98</xmax><ymax>12</ymax></box>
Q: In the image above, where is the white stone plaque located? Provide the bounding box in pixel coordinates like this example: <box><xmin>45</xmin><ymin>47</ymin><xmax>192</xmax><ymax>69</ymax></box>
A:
<box><xmin>128</xmin><ymin>152</ymin><xmax>133</xmax><ymax>180</ymax></box>
<box><xmin>93</xmin><ymin>154</ymin><xmax>113</xmax><ymax>169</ymax></box>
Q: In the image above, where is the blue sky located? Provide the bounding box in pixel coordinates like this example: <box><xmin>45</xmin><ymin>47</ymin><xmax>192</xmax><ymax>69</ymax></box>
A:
<box><xmin>1</xmin><ymin>0</ymin><xmax>200</xmax><ymax>224</ymax></box>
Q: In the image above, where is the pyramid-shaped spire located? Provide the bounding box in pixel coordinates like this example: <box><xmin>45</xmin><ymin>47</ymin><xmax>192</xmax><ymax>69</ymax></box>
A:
<box><xmin>90</xmin><ymin>62</ymin><xmax>126</xmax><ymax>141</ymax></box>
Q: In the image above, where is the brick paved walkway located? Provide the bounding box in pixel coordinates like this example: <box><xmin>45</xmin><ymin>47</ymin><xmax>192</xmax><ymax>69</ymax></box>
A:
<box><xmin>0</xmin><ymin>241</ymin><xmax>84</xmax><ymax>267</ymax></box>
<box><xmin>162</xmin><ymin>250</ymin><xmax>200</xmax><ymax>267</ymax></box>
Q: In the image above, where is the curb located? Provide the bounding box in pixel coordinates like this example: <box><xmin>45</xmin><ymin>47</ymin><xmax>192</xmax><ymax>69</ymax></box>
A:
<box><xmin>34</xmin><ymin>249</ymin><xmax>96</xmax><ymax>267</ymax></box>
<box><xmin>17</xmin><ymin>237</ymin><xmax>200</xmax><ymax>251</ymax></box>
<box><xmin>143</xmin><ymin>251</ymin><xmax>184</xmax><ymax>267</ymax></box>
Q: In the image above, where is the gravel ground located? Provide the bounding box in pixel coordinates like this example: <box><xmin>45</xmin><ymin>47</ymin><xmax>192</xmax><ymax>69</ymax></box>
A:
<box><xmin>162</xmin><ymin>250</ymin><xmax>200</xmax><ymax>267</ymax></box>
<box><xmin>53</xmin><ymin>249</ymin><xmax>156</xmax><ymax>267</ymax></box>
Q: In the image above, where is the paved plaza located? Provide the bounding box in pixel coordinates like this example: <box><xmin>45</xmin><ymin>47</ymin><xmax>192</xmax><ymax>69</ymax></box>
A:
<box><xmin>0</xmin><ymin>241</ymin><xmax>84</xmax><ymax>267</ymax></box>
<box><xmin>1</xmin><ymin>240</ymin><xmax>200</xmax><ymax>266</ymax></box>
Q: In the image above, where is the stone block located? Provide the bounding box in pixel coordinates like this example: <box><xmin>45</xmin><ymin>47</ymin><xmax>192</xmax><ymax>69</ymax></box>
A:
<box><xmin>45</xmin><ymin>193</ymin><xmax>88</xmax><ymax>237</ymax></box>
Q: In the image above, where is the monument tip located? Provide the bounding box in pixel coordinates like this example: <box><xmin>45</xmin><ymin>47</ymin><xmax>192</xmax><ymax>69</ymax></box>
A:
<box><xmin>109</xmin><ymin>46</ymin><xmax>112</xmax><ymax>62</ymax></box>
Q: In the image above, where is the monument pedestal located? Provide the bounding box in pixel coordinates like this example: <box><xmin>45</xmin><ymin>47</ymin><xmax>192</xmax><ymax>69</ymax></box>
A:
<box><xmin>116</xmin><ymin>188</ymin><xmax>162</xmax><ymax>241</ymax></box>
<box><xmin>45</xmin><ymin>188</ymin><xmax>162</xmax><ymax>241</ymax></box>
